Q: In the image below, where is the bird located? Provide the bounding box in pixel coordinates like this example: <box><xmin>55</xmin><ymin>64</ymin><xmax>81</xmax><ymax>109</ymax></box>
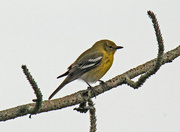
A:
<box><xmin>48</xmin><ymin>39</ymin><xmax>123</xmax><ymax>100</ymax></box>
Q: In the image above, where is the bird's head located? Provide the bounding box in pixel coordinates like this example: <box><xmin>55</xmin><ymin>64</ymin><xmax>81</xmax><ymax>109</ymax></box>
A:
<box><xmin>92</xmin><ymin>39</ymin><xmax>123</xmax><ymax>54</ymax></box>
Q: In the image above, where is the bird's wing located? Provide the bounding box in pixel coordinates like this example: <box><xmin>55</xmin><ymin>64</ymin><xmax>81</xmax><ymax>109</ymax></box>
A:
<box><xmin>50</xmin><ymin>52</ymin><xmax>103</xmax><ymax>100</ymax></box>
<box><xmin>56</xmin><ymin>51</ymin><xmax>103</xmax><ymax>82</ymax></box>
<box><xmin>68</xmin><ymin>52</ymin><xmax>103</xmax><ymax>80</ymax></box>
<box><xmin>78</xmin><ymin>52</ymin><xmax>103</xmax><ymax>69</ymax></box>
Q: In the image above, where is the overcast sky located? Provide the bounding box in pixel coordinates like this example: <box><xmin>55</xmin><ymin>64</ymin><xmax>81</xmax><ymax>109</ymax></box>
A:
<box><xmin>0</xmin><ymin>1</ymin><xmax>180</xmax><ymax>132</ymax></box>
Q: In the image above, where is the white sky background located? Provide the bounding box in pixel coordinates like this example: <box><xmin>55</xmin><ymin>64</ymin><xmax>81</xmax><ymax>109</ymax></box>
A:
<box><xmin>0</xmin><ymin>0</ymin><xmax>180</xmax><ymax>132</ymax></box>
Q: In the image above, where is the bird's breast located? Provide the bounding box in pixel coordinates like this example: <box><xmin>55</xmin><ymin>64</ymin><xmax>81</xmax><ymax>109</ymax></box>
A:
<box><xmin>80</xmin><ymin>54</ymin><xmax>113</xmax><ymax>83</ymax></box>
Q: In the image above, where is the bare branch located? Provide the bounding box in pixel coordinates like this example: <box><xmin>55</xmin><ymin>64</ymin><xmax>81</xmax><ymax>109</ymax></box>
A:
<box><xmin>125</xmin><ymin>10</ymin><xmax>164</xmax><ymax>88</ymax></box>
<box><xmin>21</xmin><ymin>65</ymin><xmax>43</xmax><ymax>117</ymax></box>
<box><xmin>88</xmin><ymin>99</ymin><xmax>96</xmax><ymax>132</ymax></box>
<box><xmin>0</xmin><ymin>45</ymin><xmax>179</xmax><ymax>121</ymax></box>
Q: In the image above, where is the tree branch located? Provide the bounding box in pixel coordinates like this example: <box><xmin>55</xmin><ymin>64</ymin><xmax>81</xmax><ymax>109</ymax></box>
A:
<box><xmin>88</xmin><ymin>99</ymin><xmax>96</xmax><ymax>132</ymax></box>
<box><xmin>21</xmin><ymin>65</ymin><xmax>43</xmax><ymax>118</ymax></box>
<box><xmin>0</xmin><ymin>45</ymin><xmax>179</xmax><ymax>121</ymax></box>
<box><xmin>125</xmin><ymin>11</ymin><xmax>164</xmax><ymax>88</ymax></box>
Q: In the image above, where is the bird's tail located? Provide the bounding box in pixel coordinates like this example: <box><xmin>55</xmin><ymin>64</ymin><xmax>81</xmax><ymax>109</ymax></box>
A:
<box><xmin>48</xmin><ymin>79</ymin><xmax>69</xmax><ymax>100</ymax></box>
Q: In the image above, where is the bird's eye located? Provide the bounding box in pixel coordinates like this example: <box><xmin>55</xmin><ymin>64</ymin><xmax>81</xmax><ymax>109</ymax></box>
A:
<box><xmin>109</xmin><ymin>46</ymin><xmax>113</xmax><ymax>48</ymax></box>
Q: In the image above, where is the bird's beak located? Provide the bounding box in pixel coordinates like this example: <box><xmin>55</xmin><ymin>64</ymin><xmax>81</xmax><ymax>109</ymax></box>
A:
<box><xmin>115</xmin><ymin>46</ymin><xmax>123</xmax><ymax>49</ymax></box>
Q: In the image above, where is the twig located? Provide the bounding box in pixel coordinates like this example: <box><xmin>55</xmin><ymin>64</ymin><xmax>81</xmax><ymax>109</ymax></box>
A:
<box><xmin>88</xmin><ymin>99</ymin><xmax>96</xmax><ymax>132</ymax></box>
<box><xmin>21</xmin><ymin>65</ymin><xmax>43</xmax><ymax>118</ymax></box>
<box><xmin>73</xmin><ymin>99</ymin><xmax>97</xmax><ymax>132</ymax></box>
<box><xmin>125</xmin><ymin>10</ymin><xmax>164</xmax><ymax>88</ymax></box>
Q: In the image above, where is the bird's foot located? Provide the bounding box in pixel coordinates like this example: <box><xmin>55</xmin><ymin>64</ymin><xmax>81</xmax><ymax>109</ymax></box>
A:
<box><xmin>86</xmin><ymin>83</ymin><xmax>96</xmax><ymax>98</ymax></box>
<box><xmin>98</xmin><ymin>80</ymin><xmax>108</xmax><ymax>92</ymax></box>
